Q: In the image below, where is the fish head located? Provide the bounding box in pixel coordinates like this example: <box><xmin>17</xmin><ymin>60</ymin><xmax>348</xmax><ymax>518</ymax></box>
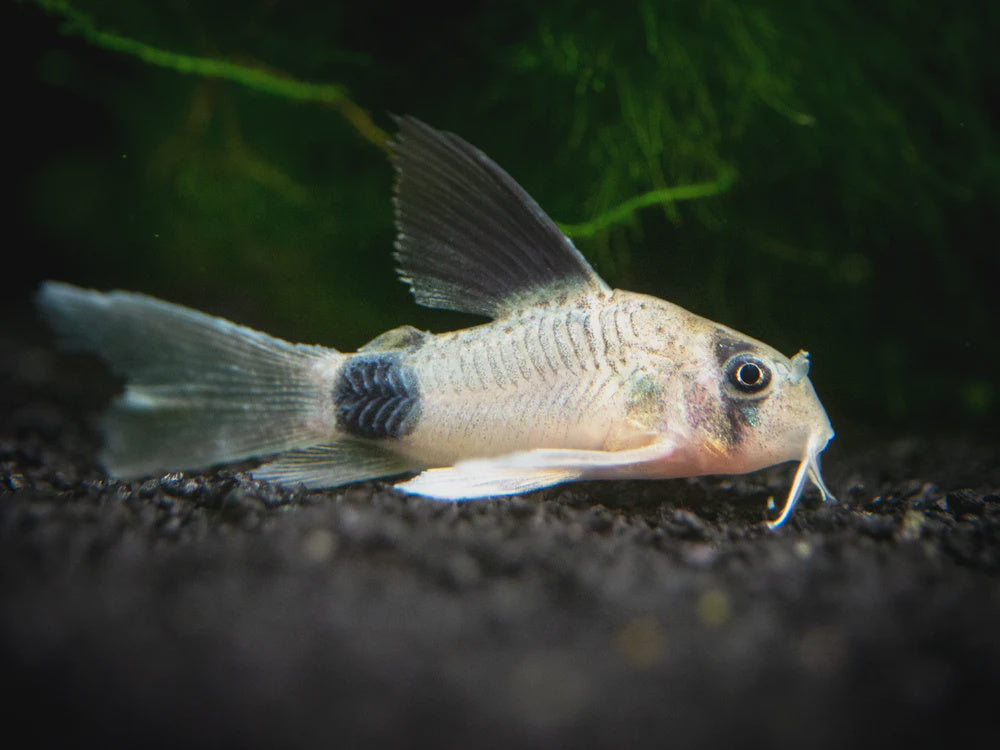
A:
<box><xmin>678</xmin><ymin>321</ymin><xmax>835</xmax><ymax>527</ymax></box>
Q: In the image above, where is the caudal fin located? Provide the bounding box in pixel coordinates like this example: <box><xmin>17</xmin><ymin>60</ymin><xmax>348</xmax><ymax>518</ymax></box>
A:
<box><xmin>37</xmin><ymin>282</ymin><xmax>340</xmax><ymax>478</ymax></box>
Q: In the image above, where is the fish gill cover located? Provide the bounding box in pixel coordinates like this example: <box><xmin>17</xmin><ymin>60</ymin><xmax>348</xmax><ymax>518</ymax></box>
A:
<box><xmin>14</xmin><ymin>0</ymin><xmax>999</xmax><ymax>434</ymax></box>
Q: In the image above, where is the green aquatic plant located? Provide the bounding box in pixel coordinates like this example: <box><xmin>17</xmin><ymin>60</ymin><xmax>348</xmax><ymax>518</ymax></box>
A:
<box><xmin>33</xmin><ymin>0</ymin><xmax>727</xmax><ymax>241</ymax></box>
<box><xmin>34</xmin><ymin>0</ymin><xmax>388</xmax><ymax>150</ymax></box>
<box><xmin>556</xmin><ymin>166</ymin><xmax>737</xmax><ymax>240</ymax></box>
<box><xmin>21</xmin><ymin>0</ymin><xmax>1000</xmax><ymax>430</ymax></box>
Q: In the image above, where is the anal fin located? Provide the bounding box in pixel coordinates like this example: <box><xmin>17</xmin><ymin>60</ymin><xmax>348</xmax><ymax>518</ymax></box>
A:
<box><xmin>253</xmin><ymin>441</ymin><xmax>418</xmax><ymax>489</ymax></box>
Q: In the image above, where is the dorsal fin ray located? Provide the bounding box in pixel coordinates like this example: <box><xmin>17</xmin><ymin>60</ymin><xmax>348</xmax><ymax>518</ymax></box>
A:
<box><xmin>391</xmin><ymin>116</ymin><xmax>610</xmax><ymax>319</ymax></box>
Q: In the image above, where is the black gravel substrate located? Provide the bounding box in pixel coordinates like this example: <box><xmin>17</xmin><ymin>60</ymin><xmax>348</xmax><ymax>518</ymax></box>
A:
<box><xmin>2</xmin><ymin>316</ymin><xmax>998</xmax><ymax>749</ymax></box>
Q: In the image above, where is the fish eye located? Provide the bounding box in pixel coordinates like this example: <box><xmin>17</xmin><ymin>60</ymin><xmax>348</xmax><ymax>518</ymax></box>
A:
<box><xmin>725</xmin><ymin>354</ymin><xmax>772</xmax><ymax>394</ymax></box>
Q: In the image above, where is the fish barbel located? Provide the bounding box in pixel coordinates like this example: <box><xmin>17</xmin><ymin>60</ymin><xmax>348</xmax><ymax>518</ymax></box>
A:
<box><xmin>38</xmin><ymin>116</ymin><xmax>835</xmax><ymax>527</ymax></box>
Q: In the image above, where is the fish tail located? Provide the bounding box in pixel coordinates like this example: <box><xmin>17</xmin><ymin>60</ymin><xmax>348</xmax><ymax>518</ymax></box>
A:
<box><xmin>37</xmin><ymin>282</ymin><xmax>342</xmax><ymax>479</ymax></box>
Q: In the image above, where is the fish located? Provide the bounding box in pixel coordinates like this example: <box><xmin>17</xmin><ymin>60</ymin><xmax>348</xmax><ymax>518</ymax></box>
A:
<box><xmin>37</xmin><ymin>115</ymin><xmax>835</xmax><ymax>528</ymax></box>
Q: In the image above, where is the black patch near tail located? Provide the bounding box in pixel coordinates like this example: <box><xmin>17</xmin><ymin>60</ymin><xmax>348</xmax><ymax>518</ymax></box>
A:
<box><xmin>334</xmin><ymin>354</ymin><xmax>421</xmax><ymax>440</ymax></box>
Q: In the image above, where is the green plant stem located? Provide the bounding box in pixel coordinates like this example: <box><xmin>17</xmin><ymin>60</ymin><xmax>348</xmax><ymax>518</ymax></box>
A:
<box><xmin>35</xmin><ymin>0</ymin><xmax>734</xmax><ymax>235</ymax></box>
<box><xmin>558</xmin><ymin>168</ymin><xmax>737</xmax><ymax>239</ymax></box>
<box><xmin>35</xmin><ymin>0</ymin><xmax>389</xmax><ymax>149</ymax></box>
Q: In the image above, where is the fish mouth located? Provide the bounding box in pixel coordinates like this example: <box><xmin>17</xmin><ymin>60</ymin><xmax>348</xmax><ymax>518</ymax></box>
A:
<box><xmin>767</xmin><ymin>428</ymin><xmax>835</xmax><ymax>530</ymax></box>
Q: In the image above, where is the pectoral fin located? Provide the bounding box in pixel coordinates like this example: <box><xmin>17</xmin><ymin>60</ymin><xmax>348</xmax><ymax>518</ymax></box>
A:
<box><xmin>395</xmin><ymin>440</ymin><xmax>675</xmax><ymax>500</ymax></box>
<box><xmin>396</xmin><ymin>464</ymin><xmax>581</xmax><ymax>500</ymax></box>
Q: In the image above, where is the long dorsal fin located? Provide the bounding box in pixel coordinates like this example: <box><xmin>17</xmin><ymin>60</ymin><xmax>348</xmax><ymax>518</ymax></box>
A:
<box><xmin>391</xmin><ymin>116</ymin><xmax>610</xmax><ymax>319</ymax></box>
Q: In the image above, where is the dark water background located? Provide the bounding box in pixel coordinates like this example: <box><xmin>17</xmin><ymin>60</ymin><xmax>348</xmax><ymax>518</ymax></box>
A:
<box><xmin>5</xmin><ymin>5</ymin><xmax>1000</xmax><ymax>748</ymax></box>
<box><xmin>10</xmin><ymin>0</ymin><xmax>998</xmax><ymax>441</ymax></box>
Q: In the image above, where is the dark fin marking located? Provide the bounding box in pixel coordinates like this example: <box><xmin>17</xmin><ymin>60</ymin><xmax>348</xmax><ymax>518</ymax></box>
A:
<box><xmin>253</xmin><ymin>441</ymin><xmax>419</xmax><ymax>489</ymax></box>
<box><xmin>358</xmin><ymin>324</ymin><xmax>428</xmax><ymax>353</ymax></box>
<box><xmin>334</xmin><ymin>353</ymin><xmax>421</xmax><ymax>440</ymax></box>
<box><xmin>391</xmin><ymin>116</ymin><xmax>610</xmax><ymax>319</ymax></box>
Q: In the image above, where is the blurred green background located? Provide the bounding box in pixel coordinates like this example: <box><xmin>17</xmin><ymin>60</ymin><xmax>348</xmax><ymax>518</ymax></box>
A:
<box><xmin>10</xmin><ymin>0</ymin><xmax>999</xmax><ymax>438</ymax></box>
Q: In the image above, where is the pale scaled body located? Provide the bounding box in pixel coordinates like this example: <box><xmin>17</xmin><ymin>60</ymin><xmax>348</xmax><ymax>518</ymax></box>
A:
<box><xmin>37</xmin><ymin>116</ymin><xmax>835</xmax><ymax>527</ymax></box>
<box><xmin>342</xmin><ymin>290</ymin><xmax>830</xmax><ymax>486</ymax></box>
<box><xmin>401</xmin><ymin>296</ymin><xmax>650</xmax><ymax>465</ymax></box>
